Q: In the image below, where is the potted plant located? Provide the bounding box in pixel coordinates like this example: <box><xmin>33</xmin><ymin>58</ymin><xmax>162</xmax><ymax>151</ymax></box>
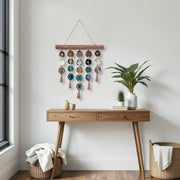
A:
<box><xmin>107</xmin><ymin>61</ymin><xmax>151</xmax><ymax>109</ymax></box>
<box><xmin>118</xmin><ymin>91</ymin><xmax>124</xmax><ymax>106</ymax></box>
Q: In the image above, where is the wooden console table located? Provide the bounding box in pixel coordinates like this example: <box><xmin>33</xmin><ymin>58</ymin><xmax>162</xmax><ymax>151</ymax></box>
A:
<box><xmin>46</xmin><ymin>109</ymin><xmax>150</xmax><ymax>179</ymax></box>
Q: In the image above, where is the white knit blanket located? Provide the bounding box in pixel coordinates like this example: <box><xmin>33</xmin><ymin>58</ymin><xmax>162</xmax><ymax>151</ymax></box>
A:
<box><xmin>26</xmin><ymin>143</ymin><xmax>67</xmax><ymax>172</ymax></box>
<box><xmin>153</xmin><ymin>144</ymin><xmax>173</xmax><ymax>170</ymax></box>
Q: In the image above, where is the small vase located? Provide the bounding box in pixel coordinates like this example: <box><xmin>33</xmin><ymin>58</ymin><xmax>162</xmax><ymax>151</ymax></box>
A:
<box><xmin>62</xmin><ymin>100</ymin><xmax>69</xmax><ymax>110</ymax></box>
<box><xmin>126</xmin><ymin>93</ymin><xmax>137</xmax><ymax>110</ymax></box>
<box><xmin>118</xmin><ymin>101</ymin><xmax>124</xmax><ymax>107</ymax></box>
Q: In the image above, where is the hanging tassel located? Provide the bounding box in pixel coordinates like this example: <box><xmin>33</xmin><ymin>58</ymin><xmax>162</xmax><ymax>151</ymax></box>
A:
<box><xmin>95</xmin><ymin>74</ymin><xmax>98</xmax><ymax>82</ymax></box>
<box><xmin>77</xmin><ymin>90</ymin><xmax>80</xmax><ymax>99</ymax></box>
<box><xmin>87</xmin><ymin>81</ymin><xmax>90</xmax><ymax>90</ymax></box>
<box><xmin>69</xmin><ymin>80</ymin><xmax>71</xmax><ymax>88</ymax></box>
<box><xmin>60</xmin><ymin>75</ymin><xmax>63</xmax><ymax>83</ymax></box>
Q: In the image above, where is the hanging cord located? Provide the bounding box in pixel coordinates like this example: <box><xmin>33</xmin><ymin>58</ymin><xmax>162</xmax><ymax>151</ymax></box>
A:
<box><xmin>64</xmin><ymin>19</ymin><xmax>95</xmax><ymax>45</ymax></box>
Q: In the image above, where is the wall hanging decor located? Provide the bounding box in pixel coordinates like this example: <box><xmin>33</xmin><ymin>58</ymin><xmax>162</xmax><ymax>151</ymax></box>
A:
<box><xmin>58</xmin><ymin>51</ymin><xmax>65</xmax><ymax>83</ymax></box>
<box><xmin>56</xmin><ymin>19</ymin><xmax>104</xmax><ymax>99</ymax></box>
<box><xmin>67</xmin><ymin>50</ymin><xmax>74</xmax><ymax>88</ymax></box>
<box><xmin>94</xmin><ymin>50</ymin><xmax>102</xmax><ymax>82</ymax></box>
<box><xmin>76</xmin><ymin>50</ymin><xmax>83</xmax><ymax>98</ymax></box>
<box><xmin>85</xmin><ymin>50</ymin><xmax>92</xmax><ymax>90</ymax></box>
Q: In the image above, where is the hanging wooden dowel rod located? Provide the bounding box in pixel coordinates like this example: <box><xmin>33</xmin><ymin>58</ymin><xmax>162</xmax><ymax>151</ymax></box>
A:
<box><xmin>55</xmin><ymin>45</ymin><xmax>104</xmax><ymax>50</ymax></box>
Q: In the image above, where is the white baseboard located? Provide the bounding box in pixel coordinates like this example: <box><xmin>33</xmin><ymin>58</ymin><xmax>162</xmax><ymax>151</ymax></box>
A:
<box><xmin>0</xmin><ymin>159</ymin><xmax>19</xmax><ymax>180</ymax></box>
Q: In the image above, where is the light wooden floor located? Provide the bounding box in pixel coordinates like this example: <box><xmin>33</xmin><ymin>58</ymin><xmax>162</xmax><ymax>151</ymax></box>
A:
<box><xmin>10</xmin><ymin>170</ymin><xmax>173</xmax><ymax>180</ymax></box>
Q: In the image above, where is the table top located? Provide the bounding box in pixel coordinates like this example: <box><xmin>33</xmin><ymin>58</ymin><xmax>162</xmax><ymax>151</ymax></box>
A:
<box><xmin>47</xmin><ymin>109</ymin><xmax>149</xmax><ymax>113</ymax></box>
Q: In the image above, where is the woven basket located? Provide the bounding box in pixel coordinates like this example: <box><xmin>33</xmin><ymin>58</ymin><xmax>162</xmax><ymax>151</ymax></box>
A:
<box><xmin>150</xmin><ymin>140</ymin><xmax>180</xmax><ymax>179</ymax></box>
<box><xmin>27</xmin><ymin>158</ymin><xmax>62</xmax><ymax>179</ymax></box>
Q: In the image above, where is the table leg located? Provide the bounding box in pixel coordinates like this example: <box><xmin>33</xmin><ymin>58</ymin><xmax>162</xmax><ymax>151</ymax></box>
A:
<box><xmin>58</xmin><ymin>122</ymin><xmax>65</xmax><ymax>147</ymax></box>
<box><xmin>51</xmin><ymin>122</ymin><xmax>65</xmax><ymax>179</ymax></box>
<box><xmin>132</xmin><ymin>122</ymin><xmax>145</xmax><ymax>179</ymax></box>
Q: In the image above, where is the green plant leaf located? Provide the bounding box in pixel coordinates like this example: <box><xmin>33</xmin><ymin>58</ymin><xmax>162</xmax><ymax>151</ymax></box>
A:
<box><xmin>139</xmin><ymin>81</ymin><xmax>148</xmax><ymax>87</ymax></box>
<box><xmin>136</xmin><ymin>61</ymin><xmax>149</xmax><ymax>73</ymax></box>
<box><xmin>114</xmin><ymin>63</ymin><xmax>127</xmax><ymax>70</ymax></box>
<box><xmin>137</xmin><ymin>76</ymin><xmax>151</xmax><ymax>81</ymax></box>
<box><xmin>127</xmin><ymin>63</ymin><xmax>138</xmax><ymax>72</ymax></box>
<box><xmin>106</xmin><ymin>67</ymin><xmax>124</xmax><ymax>72</ymax></box>
<box><xmin>136</xmin><ymin>65</ymin><xmax>151</xmax><ymax>78</ymax></box>
<box><xmin>106</xmin><ymin>61</ymin><xmax>151</xmax><ymax>93</ymax></box>
<box><xmin>111</xmin><ymin>72</ymin><xmax>121</xmax><ymax>74</ymax></box>
<box><xmin>112</xmin><ymin>75</ymin><xmax>122</xmax><ymax>78</ymax></box>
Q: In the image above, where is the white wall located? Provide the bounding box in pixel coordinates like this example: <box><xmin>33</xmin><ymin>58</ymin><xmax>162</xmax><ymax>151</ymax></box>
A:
<box><xmin>19</xmin><ymin>0</ymin><xmax>180</xmax><ymax>170</ymax></box>
<box><xmin>0</xmin><ymin>0</ymin><xmax>19</xmax><ymax>179</ymax></box>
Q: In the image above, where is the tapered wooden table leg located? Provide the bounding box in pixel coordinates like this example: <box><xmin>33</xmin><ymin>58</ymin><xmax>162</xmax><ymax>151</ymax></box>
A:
<box><xmin>51</xmin><ymin>122</ymin><xmax>65</xmax><ymax>179</ymax></box>
<box><xmin>132</xmin><ymin>122</ymin><xmax>145</xmax><ymax>179</ymax></box>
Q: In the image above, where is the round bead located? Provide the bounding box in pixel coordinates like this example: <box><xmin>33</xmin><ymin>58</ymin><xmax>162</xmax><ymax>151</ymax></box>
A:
<box><xmin>77</xmin><ymin>67</ymin><xmax>83</xmax><ymax>73</ymax></box>
<box><xmin>76</xmin><ymin>50</ymin><xmax>83</xmax><ymax>58</ymax></box>
<box><xmin>58</xmin><ymin>59</ymin><xmax>65</xmax><ymax>66</ymax></box>
<box><xmin>95</xmin><ymin>50</ymin><xmax>101</xmax><ymax>57</ymax></box>
<box><xmin>58</xmin><ymin>67</ymin><xmax>65</xmax><ymax>74</ymax></box>
<box><xmin>67</xmin><ymin>66</ymin><xmax>74</xmax><ymax>72</ymax></box>
<box><xmin>85</xmin><ymin>74</ymin><xmax>92</xmax><ymax>81</ymax></box>
<box><xmin>94</xmin><ymin>58</ymin><xmax>101</xmax><ymax>65</ymax></box>
<box><xmin>94</xmin><ymin>66</ymin><xmax>101</xmax><ymax>74</ymax></box>
<box><xmin>76</xmin><ymin>83</ymin><xmax>82</xmax><ymax>90</ymax></box>
<box><xmin>67</xmin><ymin>73</ymin><xmax>74</xmax><ymax>80</ymax></box>
<box><xmin>76</xmin><ymin>59</ymin><xmax>83</xmax><ymax>66</ymax></box>
<box><xmin>59</xmin><ymin>51</ymin><xmax>65</xmax><ymax>57</ymax></box>
<box><xmin>68</xmin><ymin>59</ymin><xmax>73</xmax><ymax>64</ymax></box>
<box><xmin>85</xmin><ymin>67</ymin><xmax>91</xmax><ymax>73</ymax></box>
<box><xmin>86</xmin><ymin>50</ymin><xmax>92</xmax><ymax>57</ymax></box>
<box><xmin>67</xmin><ymin>50</ymin><xmax>74</xmax><ymax>57</ymax></box>
<box><xmin>85</xmin><ymin>59</ymin><xmax>92</xmax><ymax>65</ymax></box>
<box><xmin>76</xmin><ymin>74</ymin><xmax>82</xmax><ymax>81</ymax></box>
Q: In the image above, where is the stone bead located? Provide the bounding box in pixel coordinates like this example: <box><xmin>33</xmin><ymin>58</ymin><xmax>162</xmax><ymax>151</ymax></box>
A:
<box><xmin>58</xmin><ymin>59</ymin><xmax>65</xmax><ymax>66</ymax></box>
<box><xmin>77</xmin><ymin>67</ymin><xmax>83</xmax><ymax>73</ymax></box>
<box><xmin>85</xmin><ymin>74</ymin><xmax>92</xmax><ymax>81</ymax></box>
<box><xmin>85</xmin><ymin>59</ymin><xmax>92</xmax><ymax>65</ymax></box>
<box><xmin>95</xmin><ymin>50</ymin><xmax>101</xmax><ymax>57</ymax></box>
<box><xmin>68</xmin><ymin>58</ymin><xmax>73</xmax><ymax>64</ymax></box>
<box><xmin>58</xmin><ymin>67</ymin><xmax>65</xmax><ymax>74</ymax></box>
<box><xmin>86</xmin><ymin>50</ymin><xmax>92</xmax><ymax>57</ymax></box>
<box><xmin>68</xmin><ymin>65</ymin><xmax>74</xmax><ymax>72</ymax></box>
<box><xmin>76</xmin><ymin>50</ymin><xmax>83</xmax><ymax>58</ymax></box>
<box><xmin>67</xmin><ymin>73</ymin><xmax>74</xmax><ymax>80</ymax></box>
<box><xmin>94</xmin><ymin>66</ymin><xmax>101</xmax><ymax>74</ymax></box>
<box><xmin>59</xmin><ymin>51</ymin><xmax>65</xmax><ymax>57</ymax></box>
<box><xmin>67</xmin><ymin>50</ymin><xmax>74</xmax><ymax>57</ymax></box>
<box><xmin>76</xmin><ymin>74</ymin><xmax>82</xmax><ymax>81</ymax></box>
<box><xmin>94</xmin><ymin>58</ymin><xmax>101</xmax><ymax>65</ymax></box>
<box><xmin>76</xmin><ymin>83</ymin><xmax>82</xmax><ymax>90</ymax></box>
<box><xmin>85</xmin><ymin>66</ymin><xmax>91</xmax><ymax>73</ymax></box>
<box><xmin>76</xmin><ymin>59</ymin><xmax>83</xmax><ymax>66</ymax></box>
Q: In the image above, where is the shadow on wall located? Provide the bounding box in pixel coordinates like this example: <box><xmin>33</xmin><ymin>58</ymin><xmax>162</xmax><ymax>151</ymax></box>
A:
<box><xmin>141</xmin><ymin>75</ymin><xmax>180</xmax><ymax>143</ymax></box>
<box><xmin>148</xmin><ymin>112</ymin><xmax>180</xmax><ymax>141</ymax></box>
<box><xmin>146</xmin><ymin>69</ymin><xmax>180</xmax><ymax>103</ymax></box>
<box><xmin>137</xmin><ymin>75</ymin><xmax>180</xmax><ymax>169</ymax></box>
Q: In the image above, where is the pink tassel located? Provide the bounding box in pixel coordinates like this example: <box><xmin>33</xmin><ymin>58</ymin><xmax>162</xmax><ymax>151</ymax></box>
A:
<box><xmin>87</xmin><ymin>81</ymin><xmax>90</xmax><ymax>90</ymax></box>
<box><xmin>77</xmin><ymin>90</ymin><xmax>80</xmax><ymax>99</ymax></box>
<box><xmin>95</xmin><ymin>74</ymin><xmax>98</xmax><ymax>82</ymax></box>
<box><xmin>60</xmin><ymin>75</ymin><xmax>63</xmax><ymax>83</ymax></box>
<box><xmin>69</xmin><ymin>80</ymin><xmax>71</xmax><ymax>88</ymax></box>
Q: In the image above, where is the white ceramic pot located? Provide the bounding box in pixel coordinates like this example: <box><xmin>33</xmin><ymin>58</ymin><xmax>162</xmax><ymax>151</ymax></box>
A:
<box><xmin>62</xmin><ymin>100</ymin><xmax>69</xmax><ymax>110</ymax></box>
<box><xmin>126</xmin><ymin>93</ymin><xmax>137</xmax><ymax>110</ymax></box>
<box><xmin>118</xmin><ymin>101</ymin><xmax>124</xmax><ymax>107</ymax></box>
